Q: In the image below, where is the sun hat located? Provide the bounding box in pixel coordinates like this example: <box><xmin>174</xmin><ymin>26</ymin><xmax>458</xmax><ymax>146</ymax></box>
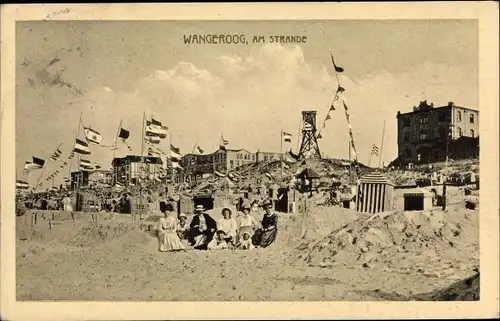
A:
<box><xmin>179</xmin><ymin>213</ymin><xmax>187</xmax><ymax>219</ymax></box>
<box><xmin>221</xmin><ymin>207</ymin><xmax>232</xmax><ymax>216</ymax></box>
<box><xmin>195</xmin><ymin>205</ymin><xmax>205</xmax><ymax>212</ymax></box>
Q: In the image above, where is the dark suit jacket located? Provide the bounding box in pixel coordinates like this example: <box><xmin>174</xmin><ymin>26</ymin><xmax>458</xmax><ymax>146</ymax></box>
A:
<box><xmin>189</xmin><ymin>213</ymin><xmax>217</xmax><ymax>243</ymax></box>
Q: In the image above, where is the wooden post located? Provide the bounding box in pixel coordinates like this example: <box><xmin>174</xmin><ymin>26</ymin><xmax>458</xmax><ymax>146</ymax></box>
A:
<box><xmin>442</xmin><ymin>178</ymin><xmax>447</xmax><ymax>211</ymax></box>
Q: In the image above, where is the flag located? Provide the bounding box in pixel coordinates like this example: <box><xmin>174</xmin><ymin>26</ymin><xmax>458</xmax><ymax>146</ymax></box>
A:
<box><xmin>16</xmin><ymin>180</ymin><xmax>29</xmax><ymax>189</ymax></box>
<box><xmin>84</xmin><ymin>127</ymin><xmax>103</xmax><ymax>144</ymax></box>
<box><xmin>325</xmin><ymin>114</ymin><xmax>332</xmax><ymax>121</ymax></box>
<box><xmin>68</xmin><ymin>152</ymin><xmax>75</xmax><ymax>160</ymax></box>
<box><xmin>24</xmin><ymin>161</ymin><xmax>40</xmax><ymax>171</ymax></box>
<box><xmin>118</xmin><ymin>128</ymin><xmax>130</xmax><ymax>140</ymax></box>
<box><xmin>170</xmin><ymin>144</ymin><xmax>181</xmax><ymax>155</ymax></box>
<box><xmin>73</xmin><ymin>138</ymin><xmax>91</xmax><ymax>155</ymax></box>
<box><xmin>80</xmin><ymin>158</ymin><xmax>91</xmax><ymax>167</ymax></box>
<box><xmin>32</xmin><ymin>156</ymin><xmax>45</xmax><ymax>168</ymax></box>
<box><xmin>221</xmin><ymin>136</ymin><xmax>229</xmax><ymax>145</ymax></box>
<box><xmin>50</xmin><ymin>147</ymin><xmax>63</xmax><ymax>161</ymax></box>
<box><xmin>146</xmin><ymin>120</ymin><xmax>168</xmax><ymax>138</ymax></box>
<box><xmin>197</xmin><ymin>146</ymin><xmax>204</xmax><ymax>154</ymax></box>
<box><xmin>170</xmin><ymin>147</ymin><xmax>181</xmax><ymax>162</ymax></box>
<box><xmin>329</xmin><ymin>104</ymin><xmax>335</xmax><ymax>111</ymax></box>
<box><xmin>146</xmin><ymin>136</ymin><xmax>161</xmax><ymax>144</ymax></box>
<box><xmin>282</xmin><ymin>132</ymin><xmax>292</xmax><ymax>143</ymax></box>
<box><xmin>330</xmin><ymin>53</ymin><xmax>344</xmax><ymax>73</ymax></box>
<box><xmin>371</xmin><ymin>144</ymin><xmax>379</xmax><ymax>156</ymax></box>
<box><xmin>317</xmin><ymin>133</ymin><xmax>323</xmax><ymax>139</ymax></box>
<box><xmin>172</xmin><ymin>162</ymin><xmax>182</xmax><ymax>169</ymax></box>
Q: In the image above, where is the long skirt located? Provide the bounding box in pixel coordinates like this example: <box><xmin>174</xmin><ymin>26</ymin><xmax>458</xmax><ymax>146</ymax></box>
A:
<box><xmin>158</xmin><ymin>231</ymin><xmax>186</xmax><ymax>252</ymax></box>
<box><xmin>252</xmin><ymin>228</ymin><xmax>278</xmax><ymax>248</ymax></box>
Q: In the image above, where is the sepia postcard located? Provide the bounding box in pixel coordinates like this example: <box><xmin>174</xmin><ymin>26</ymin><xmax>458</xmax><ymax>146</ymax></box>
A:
<box><xmin>1</xmin><ymin>2</ymin><xmax>499</xmax><ymax>320</ymax></box>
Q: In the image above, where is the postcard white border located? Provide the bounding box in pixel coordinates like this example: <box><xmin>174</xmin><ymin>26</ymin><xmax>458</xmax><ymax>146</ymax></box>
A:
<box><xmin>1</xmin><ymin>2</ymin><xmax>498</xmax><ymax>320</ymax></box>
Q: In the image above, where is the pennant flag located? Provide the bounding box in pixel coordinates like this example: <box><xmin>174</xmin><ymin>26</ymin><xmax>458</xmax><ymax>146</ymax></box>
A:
<box><xmin>330</xmin><ymin>54</ymin><xmax>344</xmax><ymax>73</ymax></box>
<box><xmin>118</xmin><ymin>127</ymin><xmax>130</xmax><ymax>140</ymax></box>
<box><xmin>170</xmin><ymin>144</ymin><xmax>181</xmax><ymax>155</ymax></box>
<box><xmin>282</xmin><ymin>132</ymin><xmax>293</xmax><ymax>143</ymax></box>
<box><xmin>329</xmin><ymin>104</ymin><xmax>336</xmax><ymax>111</ymax></box>
<box><xmin>151</xmin><ymin>118</ymin><xmax>162</xmax><ymax>126</ymax></box>
<box><xmin>337</xmin><ymin>86</ymin><xmax>346</xmax><ymax>93</ymax></box>
<box><xmin>371</xmin><ymin>144</ymin><xmax>379</xmax><ymax>156</ymax></box>
<box><xmin>197</xmin><ymin>146</ymin><xmax>204</xmax><ymax>154</ymax></box>
<box><xmin>317</xmin><ymin>133</ymin><xmax>323</xmax><ymax>139</ymax></box>
<box><xmin>221</xmin><ymin>137</ymin><xmax>229</xmax><ymax>145</ymax></box>
<box><xmin>50</xmin><ymin>147</ymin><xmax>63</xmax><ymax>161</ymax></box>
<box><xmin>146</xmin><ymin>136</ymin><xmax>161</xmax><ymax>144</ymax></box>
<box><xmin>84</xmin><ymin>127</ymin><xmax>103</xmax><ymax>144</ymax></box>
<box><xmin>68</xmin><ymin>152</ymin><xmax>75</xmax><ymax>160</ymax></box>
<box><xmin>325</xmin><ymin>114</ymin><xmax>332</xmax><ymax>121</ymax></box>
<box><xmin>74</xmin><ymin>138</ymin><xmax>91</xmax><ymax>155</ymax></box>
<box><xmin>16</xmin><ymin>180</ymin><xmax>29</xmax><ymax>189</ymax></box>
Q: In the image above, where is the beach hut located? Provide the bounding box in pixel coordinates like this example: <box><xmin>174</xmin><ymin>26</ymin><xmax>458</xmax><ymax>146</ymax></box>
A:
<box><xmin>356</xmin><ymin>172</ymin><xmax>395</xmax><ymax>214</ymax></box>
<box><xmin>393</xmin><ymin>187</ymin><xmax>433</xmax><ymax>211</ymax></box>
<box><xmin>296</xmin><ymin>167</ymin><xmax>321</xmax><ymax>196</ymax></box>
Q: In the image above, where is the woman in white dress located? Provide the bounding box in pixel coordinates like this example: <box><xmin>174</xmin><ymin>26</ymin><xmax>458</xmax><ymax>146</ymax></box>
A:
<box><xmin>158</xmin><ymin>208</ymin><xmax>186</xmax><ymax>252</ymax></box>
<box><xmin>217</xmin><ymin>208</ymin><xmax>238</xmax><ymax>246</ymax></box>
<box><xmin>237</xmin><ymin>202</ymin><xmax>259</xmax><ymax>240</ymax></box>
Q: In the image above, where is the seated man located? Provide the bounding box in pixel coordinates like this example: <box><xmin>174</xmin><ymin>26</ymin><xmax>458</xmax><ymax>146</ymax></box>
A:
<box><xmin>189</xmin><ymin>205</ymin><xmax>217</xmax><ymax>250</ymax></box>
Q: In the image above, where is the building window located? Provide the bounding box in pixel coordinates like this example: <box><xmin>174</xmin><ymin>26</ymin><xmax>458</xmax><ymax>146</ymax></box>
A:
<box><xmin>230</xmin><ymin>160</ymin><xmax>234</xmax><ymax>169</ymax></box>
<box><xmin>470</xmin><ymin>114</ymin><xmax>475</xmax><ymax>124</ymax></box>
<box><xmin>403</xmin><ymin>133</ymin><xmax>410</xmax><ymax>142</ymax></box>
<box><xmin>457</xmin><ymin>127</ymin><xmax>462</xmax><ymax>137</ymax></box>
<box><xmin>252</xmin><ymin>155</ymin><xmax>255</xmax><ymax>160</ymax></box>
<box><xmin>264</xmin><ymin>156</ymin><xmax>268</xmax><ymax>161</ymax></box>
<box><xmin>457</xmin><ymin>111</ymin><xmax>462</xmax><ymax>122</ymax></box>
<box><xmin>419</xmin><ymin>131</ymin><xmax>428</xmax><ymax>140</ymax></box>
<box><xmin>437</xmin><ymin>127</ymin><xmax>446</xmax><ymax>139</ymax></box>
<box><xmin>420</xmin><ymin>116</ymin><xmax>428</xmax><ymax>124</ymax></box>
<box><xmin>402</xmin><ymin>117</ymin><xmax>410</xmax><ymax>128</ymax></box>
<box><xmin>470</xmin><ymin>129</ymin><xmax>475</xmax><ymax>138</ymax></box>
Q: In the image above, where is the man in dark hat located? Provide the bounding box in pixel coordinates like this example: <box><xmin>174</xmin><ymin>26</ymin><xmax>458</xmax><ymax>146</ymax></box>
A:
<box><xmin>189</xmin><ymin>205</ymin><xmax>217</xmax><ymax>250</ymax></box>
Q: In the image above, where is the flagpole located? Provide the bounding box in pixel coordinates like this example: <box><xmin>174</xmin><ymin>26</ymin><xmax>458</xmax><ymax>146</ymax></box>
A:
<box><xmin>191</xmin><ymin>140</ymin><xmax>199</xmax><ymax>154</ymax></box>
<box><xmin>378</xmin><ymin>120</ymin><xmax>386</xmax><ymax>169</ymax></box>
<box><xmin>296</xmin><ymin>115</ymin><xmax>302</xmax><ymax>154</ymax></box>
<box><xmin>113</xmin><ymin>119</ymin><xmax>123</xmax><ymax>184</ymax></box>
<box><xmin>34</xmin><ymin>141</ymin><xmax>63</xmax><ymax>192</ymax></box>
<box><xmin>348</xmin><ymin>140</ymin><xmax>351</xmax><ymax>182</ymax></box>
<box><xmin>280</xmin><ymin>129</ymin><xmax>284</xmax><ymax>176</ymax></box>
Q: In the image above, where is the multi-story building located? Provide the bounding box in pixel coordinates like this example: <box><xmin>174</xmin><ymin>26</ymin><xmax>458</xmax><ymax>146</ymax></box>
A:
<box><xmin>88</xmin><ymin>169</ymin><xmax>113</xmax><ymax>186</ymax></box>
<box><xmin>396</xmin><ymin>101</ymin><xmax>479</xmax><ymax>165</ymax></box>
<box><xmin>255</xmin><ymin>151</ymin><xmax>282</xmax><ymax>163</ymax></box>
<box><xmin>111</xmin><ymin>155</ymin><xmax>164</xmax><ymax>186</ymax></box>
<box><xmin>182</xmin><ymin>147</ymin><xmax>257</xmax><ymax>177</ymax></box>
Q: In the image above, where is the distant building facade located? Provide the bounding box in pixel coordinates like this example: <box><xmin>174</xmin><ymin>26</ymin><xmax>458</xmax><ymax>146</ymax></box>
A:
<box><xmin>88</xmin><ymin>169</ymin><xmax>113</xmax><ymax>186</ymax></box>
<box><xmin>396</xmin><ymin>101</ymin><xmax>479</xmax><ymax>165</ymax></box>
<box><xmin>111</xmin><ymin>155</ymin><xmax>163</xmax><ymax>186</ymax></box>
<box><xmin>255</xmin><ymin>151</ymin><xmax>282</xmax><ymax>163</ymax></box>
<box><xmin>181</xmin><ymin>147</ymin><xmax>274</xmax><ymax>177</ymax></box>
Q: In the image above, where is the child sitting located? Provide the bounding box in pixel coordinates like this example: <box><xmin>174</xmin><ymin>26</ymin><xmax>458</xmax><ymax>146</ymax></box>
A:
<box><xmin>238</xmin><ymin>231</ymin><xmax>255</xmax><ymax>250</ymax></box>
<box><xmin>207</xmin><ymin>230</ymin><xmax>229</xmax><ymax>250</ymax></box>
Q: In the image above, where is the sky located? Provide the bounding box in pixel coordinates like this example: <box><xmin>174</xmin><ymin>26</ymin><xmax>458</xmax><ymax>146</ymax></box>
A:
<box><xmin>16</xmin><ymin>20</ymin><xmax>478</xmax><ymax>188</ymax></box>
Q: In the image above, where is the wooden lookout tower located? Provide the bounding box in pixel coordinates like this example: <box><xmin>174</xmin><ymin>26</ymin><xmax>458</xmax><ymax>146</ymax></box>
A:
<box><xmin>298</xmin><ymin>110</ymin><xmax>322</xmax><ymax>160</ymax></box>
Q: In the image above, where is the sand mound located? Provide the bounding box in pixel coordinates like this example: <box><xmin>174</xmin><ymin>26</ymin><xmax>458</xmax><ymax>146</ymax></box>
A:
<box><xmin>412</xmin><ymin>273</ymin><xmax>480</xmax><ymax>301</ymax></box>
<box><xmin>297</xmin><ymin>206</ymin><xmax>478</xmax><ymax>268</ymax></box>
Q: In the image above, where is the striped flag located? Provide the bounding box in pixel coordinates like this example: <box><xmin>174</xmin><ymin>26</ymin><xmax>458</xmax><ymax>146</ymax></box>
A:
<box><xmin>282</xmin><ymin>132</ymin><xmax>292</xmax><ymax>143</ymax></box>
<box><xmin>16</xmin><ymin>180</ymin><xmax>29</xmax><ymax>189</ymax></box>
<box><xmin>221</xmin><ymin>136</ymin><xmax>229</xmax><ymax>146</ymax></box>
<box><xmin>24</xmin><ymin>156</ymin><xmax>45</xmax><ymax>170</ymax></box>
<box><xmin>80</xmin><ymin>158</ymin><xmax>92</xmax><ymax>167</ymax></box>
<box><xmin>50</xmin><ymin>147</ymin><xmax>63</xmax><ymax>161</ymax></box>
<box><xmin>145</xmin><ymin>136</ymin><xmax>161</xmax><ymax>144</ymax></box>
<box><xmin>371</xmin><ymin>144</ymin><xmax>379</xmax><ymax>156</ymax></box>
<box><xmin>170</xmin><ymin>145</ymin><xmax>181</xmax><ymax>162</ymax></box>
<box><xmin>84</xmin><ymin>127</ymin><xmax>103</xmax><ymax>144</ymax></box>
<box><xmin>146</xmin><ymin>120</ymin><xmax>168</xmax><ymax>139</ymax></box>
<box><xmin>73</xmin><ymin>138</ymin><xmax>91</xmax><ymax>155</ymax></box>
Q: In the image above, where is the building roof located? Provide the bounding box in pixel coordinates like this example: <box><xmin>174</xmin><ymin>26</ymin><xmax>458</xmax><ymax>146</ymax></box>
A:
<box><xmin>397</xmin><ymin>101</ymin><xmax>479</xmax><ymax>117</ymax></box>
<box><xmin>359</xmin><ymin>172</ymin><xmax>395</xmax><ymax>185</ymax></box>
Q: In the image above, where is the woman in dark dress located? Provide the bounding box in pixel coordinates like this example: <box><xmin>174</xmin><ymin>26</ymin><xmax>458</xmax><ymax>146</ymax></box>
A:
<box><xmin>252</xmin><ymin>200</ymin><xmax>278</xmax><ymax>248</ymax></box>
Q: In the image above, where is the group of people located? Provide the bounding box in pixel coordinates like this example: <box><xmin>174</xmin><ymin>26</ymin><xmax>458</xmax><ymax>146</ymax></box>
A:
<box><xmin>156</xmin><ymin>200</ymin><xmax>278</xmax><ymax>252</ymax></box>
